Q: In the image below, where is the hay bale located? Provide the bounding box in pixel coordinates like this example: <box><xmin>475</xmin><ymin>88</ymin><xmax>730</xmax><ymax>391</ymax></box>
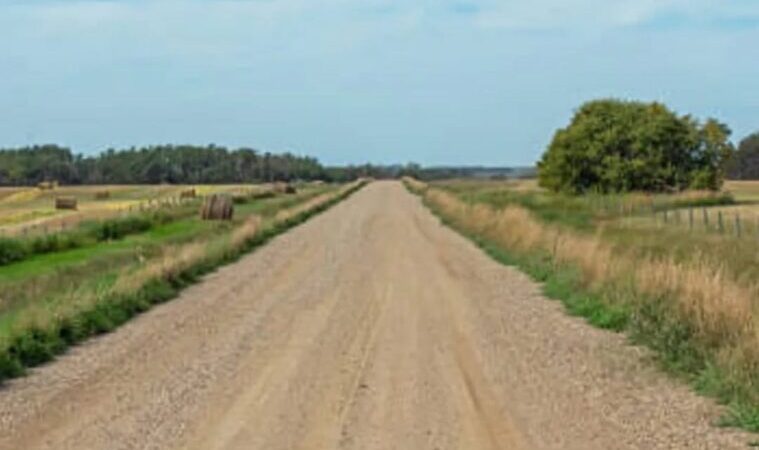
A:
<box><xmin>37</xmin><ymin>181</ymin><xmax>58</xmax><ymax>190</ymax></box>
<box><xmin>55</xmin><ymin>196</ymin><xmax>78</xmax><ymax>210</ymax></box>
<box><xmin>180</xmin><ymin>188</ymin><xmax>196</xmax><ymax>199</ymax></box>
<box><xmin>200</xmin><ymin>194</ymin><xmax>234</xmax><ymax>221</ymax></box>
<box><xmin>94</xmin><ymin>190</ymin><xmax>111</xmax><ymax>200</ymax></box>
<box><xmin>274</xmin><ymin>182</ymin><xmax>297</xmax><ymax>195</ymax></box>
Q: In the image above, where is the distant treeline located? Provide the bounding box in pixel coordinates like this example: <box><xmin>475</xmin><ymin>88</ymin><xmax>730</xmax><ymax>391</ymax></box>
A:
<box><xmin>0</xmin><ymin>144</ymin><xmax>329</xmax><ymax>186</ymax></box>
<box><xmin>0</xmin><ymin>144</ymin><xmax>535</xmax><ymax>186</ymax></box>
<box><xmin>326</xmin><ymin>164</ymin><xmax>536</xmax><ymax>181</ymax></box>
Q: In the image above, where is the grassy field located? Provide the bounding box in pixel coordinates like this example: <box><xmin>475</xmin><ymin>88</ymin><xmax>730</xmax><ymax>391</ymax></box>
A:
<box><xmin>407</xmin><ymin>177</ymin><xmax>759</xmax><ymax>431</ymax></box>
<box><xmin>0</xmin><ymin>180</ymin><xmax>367</xmax><ymax>380</ymax></box>
<box><xmin>0</xmin><ymin>184</ymin><xmax>271</xmax><ymax>235</ymax></box>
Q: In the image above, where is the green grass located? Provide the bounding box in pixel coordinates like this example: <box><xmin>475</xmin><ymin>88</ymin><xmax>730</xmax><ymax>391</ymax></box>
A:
<box><xmin>436</xmin><ymin>180</ymin><xmax>734</xmax><ymax>233</ymax></box>
<box><xmin>0</xmin><ymin>206</ymin><xmax>201</xmax><ymax>267</ymax></box>
<box><xmin>0</xmin><ymin>191</ymin><xmax>305</xmax><ymax>286</ymax></box>
<box><xmin>0</xmin><ymin>218</ymin><xmax>213</xmax><ymax>284</ymax></box>
<box><xmin>0</xmin><ymin>181</ymin><xmax>366</xmax><ymax>382</ymax></box>
<box><xmin>235</xmin><ymin>187</ymin><xmax>331</xmax><ymax>217</ymax></box>
<box><xmin>0</xmin><ymin>191</ymin><xmax>319</xmax><ymax>319</ymax></box>
<box><xmin>0</xmin><ymin>191</ymin><xmax>305</xmax><ymax>316</ymax></box>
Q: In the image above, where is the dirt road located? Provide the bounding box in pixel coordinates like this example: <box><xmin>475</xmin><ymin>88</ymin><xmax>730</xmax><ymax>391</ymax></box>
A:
<box><xmin>0</xmin><ymin>181</ymin><xmax>751</xmax><ymax>449</ymax></box>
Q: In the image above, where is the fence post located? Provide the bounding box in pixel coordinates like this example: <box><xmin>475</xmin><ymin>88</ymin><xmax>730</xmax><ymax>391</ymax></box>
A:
<box><xmin>703</xmin><ymin>208</ymin><xmax>709</xmax><ymax>230</ymax></box>
<box><xmin>663</xmin><ymin>208</ymin><xmax>668</xmax><ymax>224</ymax></box>
<box><xmin>736</xmin><ymin>213</ymin><xmax>742</xmax><ymax>238</ymax></box>
<box><xmin>718</xmin><ymin>211</ymin><xmax>724</xmax><ymax>234</ymax></box>
<box><xmin>688</xmin><ymin>208</ymin><xmax>694</xmax><ymax>230</ymax></box>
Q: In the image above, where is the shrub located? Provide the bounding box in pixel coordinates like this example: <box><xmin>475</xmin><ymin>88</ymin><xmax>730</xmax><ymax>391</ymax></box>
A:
<box><xmin>0</xmin><ymin>238</ymin><xmax>28</xmax><ymax>265</ymax></box>
<box><xmin>538</xmin><ymin>99</ymin><xmax>734</xmax><ymax>194</ymax></box>
<box><xmin>29</xmin><ymin>232</ymin><xmax>89</xmax><ymax>254</ymax></box>
<box><xmin>94</xmin><ymin>216</ymin><xmax>154</xmax><ymax>241</ymax></box>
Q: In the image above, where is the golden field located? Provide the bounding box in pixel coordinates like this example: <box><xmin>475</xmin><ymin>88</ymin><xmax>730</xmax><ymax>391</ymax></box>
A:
<box><xmin>0</xmin><ymin>184</ymin><xmax>270</xmax><ymax>236</ymax></box>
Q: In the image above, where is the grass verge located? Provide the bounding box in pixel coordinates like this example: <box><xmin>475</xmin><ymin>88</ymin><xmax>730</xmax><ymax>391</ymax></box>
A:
<box><xmin>404</xmin><ymin>178</ymin><xmax>759</xmax><ymax>433</ymax></box>
<box><xmin>0</xmin><ymin>180</ymin><xmax>367</xmax><ymax>383</ymax></box>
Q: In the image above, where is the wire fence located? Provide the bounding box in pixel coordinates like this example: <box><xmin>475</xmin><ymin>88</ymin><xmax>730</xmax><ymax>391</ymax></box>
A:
<box><xmin>641</xmin><ymin>206</ymin><xmax>758</xmax><ymax>239</ymax></box>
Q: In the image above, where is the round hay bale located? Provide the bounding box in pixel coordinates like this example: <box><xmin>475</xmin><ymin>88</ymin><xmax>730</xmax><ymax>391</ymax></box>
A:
<box><xmin>180</xmin><ymin>188</ymin><xmax>196</xmax><ymax>199</ymax></box>
<box><xmin>55</xmin><ymin>196</ymin><xmax>78</xmax><ymax>210</ymax></box>
<box><xmin>200</xmin><ymin>194</ymin><xmax>234</xmax><ymax>220</ymax></box>
<box><xmin>273</xmin><ymin>182</ymin><xmax>297</xmax><ymax>195</ymax></box>
<box><xmin>94</xmin><ymin>190</ymin><xmax>111</xmax><ymax>200</ymax></box>
<box><xmin>38</xmin><ymin>181</ymin><xmax>57</xmax><ymax>190</ymax></box>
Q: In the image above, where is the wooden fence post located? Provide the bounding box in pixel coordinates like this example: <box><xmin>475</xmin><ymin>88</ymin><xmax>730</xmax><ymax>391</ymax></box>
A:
<box><xmin>703</xmin><ymin>208</ymin><xmax>709</xmax><ymax>230</ymax></box>
<box><xmin>718</xmin><ymin>211</ymin><xmax>724</xmax><ymax>234</ymax></box>
<box><xmin>688</xmin><ymin>208</ymin><xmax>694</xmax><ymax>231</ymax></box>
<box><xmin>736</xmin><ymin>213</ymin><xmax>742</xmax><ymax>238</ymax></box>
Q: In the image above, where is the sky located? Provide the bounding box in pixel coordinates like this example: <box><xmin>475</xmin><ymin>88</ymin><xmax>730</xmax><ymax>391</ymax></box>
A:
<box><xmin>0</xmin><ymin>1</ymin><xmax>758</xmax><ymax>166</ymax></box>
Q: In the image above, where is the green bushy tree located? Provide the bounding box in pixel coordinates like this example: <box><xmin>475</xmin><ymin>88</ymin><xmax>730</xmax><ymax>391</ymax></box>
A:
<box><xmin>537</xmin><ymin>99</ymin><xmax>733</xmax><ymax>194</ymax></box>
<box><xmin>727</xmin><ymin>132</ymin><xmax>759</xmax><ymax>180</ymax></box>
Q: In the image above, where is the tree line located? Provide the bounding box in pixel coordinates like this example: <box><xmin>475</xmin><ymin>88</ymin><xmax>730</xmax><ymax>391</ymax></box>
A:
<box><xmin>0</xmin><ymin>144</ymin><xmax>330</xmax><ymax>186</ymax></box>
<box><xmin>0</xmin><ymin>144</ymin><xmax>515</xmax><ymax>186</ymax></box>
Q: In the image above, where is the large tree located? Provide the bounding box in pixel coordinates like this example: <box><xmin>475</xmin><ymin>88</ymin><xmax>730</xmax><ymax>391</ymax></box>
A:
<box><xmin>537</xmin><ymin>99</ymin><xmax>733</xmax><ymax>194</ymax></box>
<box><xmin>727</xmin><ymin>133</ymin><xmax>759</xmax><ymax>180</ymax></box>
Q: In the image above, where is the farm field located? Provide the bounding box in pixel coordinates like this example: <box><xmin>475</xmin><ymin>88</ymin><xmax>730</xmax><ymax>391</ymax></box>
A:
<box><xmin>0</xmin><ymin>184</ymin><xmax>270</xmax><ymax>236</ymax></box>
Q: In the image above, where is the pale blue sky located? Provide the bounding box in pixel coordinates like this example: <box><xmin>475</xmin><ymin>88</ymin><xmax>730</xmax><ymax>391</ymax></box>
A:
<box><xmin>1</xmin><ymin>0</ymin><xmax>758</xmax><ymax>165</ymax></box>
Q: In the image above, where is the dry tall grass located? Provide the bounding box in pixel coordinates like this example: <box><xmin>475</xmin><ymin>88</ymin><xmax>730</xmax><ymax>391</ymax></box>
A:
<box><xmin>403</xmin><ymin>177</ymin><xmax>428</xmax><ymax>194</ymax></box>
<box><xmin>419</xmin><ymin>182</ymin><xmax>759</xmax><ymax>397</ymax></box>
